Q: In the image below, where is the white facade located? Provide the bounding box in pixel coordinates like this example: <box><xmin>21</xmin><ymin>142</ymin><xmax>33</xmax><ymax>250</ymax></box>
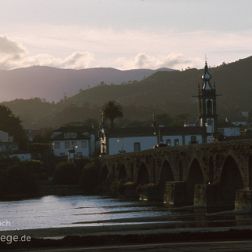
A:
<box><xmin>105</xmin><ymin>132</ymin><xmax>203</xmax><ymax>155</ymax></box>
<box><xmin>108</xmin><ymin>136</ymin><xmax>156</xmax><ymax>155</ymax></box>
<box><xmin>0</xmin><ymin>130</ymin><xmax>13</xmax><ymax>143</ymax></box>
<box><xmin>52</xmin><ymin>137</ymin><xmax>94</xmax><ymax>158</ymax></box>
<box><xmin>218</xmin><ymin>127</ymin><xmax>241</xmax><ymax>137</ymax></box>
<box><xmin>0</xmin><ymin>130</ymin><xmax>17</xmax><ymax>153</ymax></box>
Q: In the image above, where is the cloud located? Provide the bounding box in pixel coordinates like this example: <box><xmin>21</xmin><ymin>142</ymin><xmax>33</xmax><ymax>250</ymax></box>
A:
<box><xmin>61</xmin><ymin>52</ymin><xmax>94</xmax><ymax>69</ymax></box>
<box><xmin>0</xmin><ymin>35</ymin><xmax>195</xmax><ymax>70</ymax></box>
<box><xmin>0</xmin><ymin>36</ymin><xmax>94</xmax><ymax>70</ymax></box>
<box><xmin>0</xmin><ymin>36</ymin><xmax>25</xmax><ymax>55</ymax></box>
<box><xmin>0</xmin><ymin>36</ymin><xmax>26</xmax><ymax>69</ymax></box>
<box><xmin>0</xmin><ymin>25</ymin><xmax>252</xmax><ymax>70</ymax></box>
<box><xmin>30</xmin><ymin>52</ymin><xmax>94</xmax><ymax>69</ymax></box>
<box><xmin>117</xmin><ymin>53</ymin><xmax>196</xmax><ymax>70</ymax></box>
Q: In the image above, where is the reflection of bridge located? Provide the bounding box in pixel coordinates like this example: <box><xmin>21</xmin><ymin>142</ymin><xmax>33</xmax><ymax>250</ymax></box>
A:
<box><xmin>100</xmin><ymin>140</ymin><xmax>252</xmax><ymax>211</ymax></box>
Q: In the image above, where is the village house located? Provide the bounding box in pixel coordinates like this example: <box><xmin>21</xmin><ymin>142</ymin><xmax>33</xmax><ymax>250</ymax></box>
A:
<box><xmin>218</xmin><ymin>127</ymin><xmax>241</xmax><ymax>138</ymax></box>
<box><xmin>0</xmin><ymin>130</ymin><xmax>18</xmax><ymax>154</ymax></box>
<box><xmin>51</xmin><ymin>125</ymin><xmax>96</xmax><ymax>159</ymax></box>
<box><xmin>99</xmin><ymin>127</ymin><xmax>205</xmax><ymax>155</ymax></box>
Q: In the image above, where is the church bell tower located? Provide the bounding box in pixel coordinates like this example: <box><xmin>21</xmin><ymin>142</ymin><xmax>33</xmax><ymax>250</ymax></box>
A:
<box><xmin>198</xmin><ymin>61</ymin><xmax>217</xmax><ymax>143</ymax></box>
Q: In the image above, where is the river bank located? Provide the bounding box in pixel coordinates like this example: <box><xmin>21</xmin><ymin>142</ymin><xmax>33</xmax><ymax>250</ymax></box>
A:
<box><xmin>1</xmin><ymin>224</ymin><xmax>252</xmax><ymax>250</ymax></box>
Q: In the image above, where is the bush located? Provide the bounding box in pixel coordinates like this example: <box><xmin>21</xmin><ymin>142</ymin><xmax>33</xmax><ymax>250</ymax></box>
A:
<box><xmin>80</xmin><ymin>162</ymin><xmax>100</xmax><ymax>194</ymax></box>
<box><xmin>109</xmin><ymin>180</ymin><xmax>125</xmax><ymax>196</ymax></box>
<box><xmin>1</xmin><ymin>164</ymin><xmax>38</xmax><ymax>196</ymax></box>
<box><xmin>53</xmin><ymin>161</ymin><xmax>80</xmax><ymax>185</ymax></box>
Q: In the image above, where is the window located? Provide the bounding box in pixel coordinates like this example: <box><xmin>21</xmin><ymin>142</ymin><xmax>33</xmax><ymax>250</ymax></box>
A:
<box><xmin>71</xmin><ymin>141</ymin><xmax>77</xmax><ymax>147</ymax></box>
<box><xmin>65</xmin><ymin>141</ymin><xmax>70</xmax><ymax>149</ymax></box>
<box><xmin>81</xmin><ymin>140</ymin><xmax>87</xmax><ymax>148</ymax></box>
<box><xmin>166</xmin><ymin>139</ymin><xmax>171</xmax><ymax>146</ymax></box>
<box><xmin>134</xmin><ymin>142</ymin><xmax>141</xmax><ymax>152</ymax></box>
<box><xmin>174</xmin><ymin>139</ymin><xmax>179</xmax><ymax>146</ymax></box>
<box><xmin>191</xmin><ymin>136</ymin><xmax>197</xmax><ymax>144</ymax></box>
<box><xmin>54</xmin><ymin>141</ymin><xmax>60</xmax><ymax>149</ymax></box>
<box><xmin>207</xmin><ymin>119</ymin><xmax>213</xmax><ymax>126</ymax></box>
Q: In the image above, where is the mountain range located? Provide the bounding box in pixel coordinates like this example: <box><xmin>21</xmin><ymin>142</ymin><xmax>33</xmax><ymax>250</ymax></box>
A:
<box><xmin>2</xmin><ymin>56</ymin><xmax>252</xmax><ymax>129</ymax></box>
<box><xmin>0</xmin><ymin>66</ymin><xmax>173</xmax><ymax>102</ymax></box>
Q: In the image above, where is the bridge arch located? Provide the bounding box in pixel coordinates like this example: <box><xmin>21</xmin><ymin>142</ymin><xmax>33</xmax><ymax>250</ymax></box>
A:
<box><xmin>158</xmin><ymin>160</ymin><xmax>174</xmax><ymax>200</ymax></box>
<box><xmin>209</xmin><ymin>156</ymin><xmax>214</xmax><ymax>184</ymax></box>
<box><xmin>219</xmin><ymin>155</ymin><xmax>244</xmax><ymax>209</ymax></box>
<box><xmin>117</xmin><ymin>164</ymin><xmax>127</xmax><ymax>182</ymax></box>
<box><xmin>249</xmin><ymin>155</ymin><xmax>252</xmax><ymax>189</ymax></box>
<box><xmin>137</xmin><ymin>164</ymin><xmax>149</xmax><ymax>185</ymax></box>
<box><xmin>100</xmin><ymin>165</ymin><xmax>109</xmax><ymax>182</ymax></box>
<box><xmin>185</xmin><ymin>159</ymin><xmax>204</xmax><ymax>205</ymax></box>
<box><xmin>159</xmin><ymin>160</ymin><xmax>174</xmax><ymax>186</ymax></box>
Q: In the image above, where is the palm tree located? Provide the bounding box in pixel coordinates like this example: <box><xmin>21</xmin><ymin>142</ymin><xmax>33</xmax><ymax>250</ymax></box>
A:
<box><xmin>102</xmin><ymin>101</ymin><xmax>123</xmax><ymax>128</ymax></box>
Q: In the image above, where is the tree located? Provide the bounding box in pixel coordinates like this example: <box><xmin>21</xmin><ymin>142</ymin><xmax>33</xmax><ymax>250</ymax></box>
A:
<box><xmin>0</xmin><ymin>105</ymin><xmax>27</xmax><ymax>149</ymax></box>
<box><xmin>102</xmin><ymin>101</ymin><xmax>123</xmax><ymax>128</ymax></box>
<box><xmin>0</xmin><ymin>163</ymin><xmax>38</xmax><ymax>197</ymax></box>
<box><xmin>53</xmin><ymin>161</ymin><xmax>80</xmax><ymax>185</ymax></box>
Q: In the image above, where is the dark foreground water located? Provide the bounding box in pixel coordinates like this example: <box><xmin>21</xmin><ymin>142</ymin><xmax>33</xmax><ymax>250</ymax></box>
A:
<box><xmin>1</xmin><ymin>195</ymin><xmax>252</xmax><ymax>231</ymax></box>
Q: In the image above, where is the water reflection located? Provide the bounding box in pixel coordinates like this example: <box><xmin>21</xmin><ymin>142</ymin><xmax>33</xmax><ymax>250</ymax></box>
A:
<box><xmin>0</xmin><ymin>195</ymin><xmax>252</xmax><ymax>231</ymax></box>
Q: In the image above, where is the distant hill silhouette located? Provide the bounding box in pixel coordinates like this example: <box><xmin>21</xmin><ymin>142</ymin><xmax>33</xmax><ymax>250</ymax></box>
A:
<box><xmin>0</xmin><ymin>66</ymin><xmax>173</xmax><ymax>101</ymax></box>
<box><xmin>2</xmin><ymin>56</ymin><xmax>252</xmax><ymax>129</ymax></box>
<box><xmin>66</xmin><ymin>56</ymin><xmax>252</xmax><ymax>115</ymax></box>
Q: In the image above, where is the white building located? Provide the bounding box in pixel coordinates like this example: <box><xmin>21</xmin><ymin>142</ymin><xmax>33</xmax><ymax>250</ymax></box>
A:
<box><xmin>218</xmin><ymin>127</ymin><xmax>241</xmax><ymax>138</ymax></box>
<box><xmin>100</xmin><ymin>127</ymin><xmax>204</xmax><ymax>156</ymax></box>
<box><xmin>0</xmin><ymin>130</ymin><xmax>13</xmax><ymax>142</ymax></box>
<box><xmin>51</xmin><ymin>126</ymin><xmax>96</xmax><ymax>158</ymax></box>
<box><xmin>0</xmin><ymin>130</ymin><xmax>18</xmax><ymax>153</ymax></box>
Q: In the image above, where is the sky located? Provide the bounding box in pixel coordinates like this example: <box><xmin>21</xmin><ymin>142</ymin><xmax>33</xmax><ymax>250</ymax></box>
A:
<box><xmin>0</xmin><ymin>0</ymin><xmax>251</xmax><ymax>70</ymax></box>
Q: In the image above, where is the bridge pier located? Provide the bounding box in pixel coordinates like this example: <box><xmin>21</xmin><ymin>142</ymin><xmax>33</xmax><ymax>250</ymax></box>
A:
<box><xmin>164</xmin><ymin>182</ymin><xmax>219</xmax><ymax>209</ymax></box>
<box><xmin>194</xmin><ymin>184</ymin><xmax>218</xmax><ymax>209</ymax></box>
<box><xmin>235</xmin><ymin>189</ymin><xmax>252</xmax><ymax>212</ymax></box>
<box><xmin>138</xmin><ymin>183</ymin><xmax>160</xmax><ymax>201</ymax></box>
<box><xmin>163</xmin><ymin>181</ymin><xmax>186</xmax><ymax>207</ymax></box>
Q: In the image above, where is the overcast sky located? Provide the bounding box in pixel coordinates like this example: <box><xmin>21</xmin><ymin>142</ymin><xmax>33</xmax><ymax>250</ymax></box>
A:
<box><xmin>0</xmin><ymin>0</ymin><xmax>251</xmax><ymax>70</ymax></box>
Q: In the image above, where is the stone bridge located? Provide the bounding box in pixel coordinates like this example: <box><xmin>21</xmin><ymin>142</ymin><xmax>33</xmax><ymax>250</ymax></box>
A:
<box><xmin>100</xmin><ymin>140</ymin><xmax>252</xmax><ymax>211</ymax></box>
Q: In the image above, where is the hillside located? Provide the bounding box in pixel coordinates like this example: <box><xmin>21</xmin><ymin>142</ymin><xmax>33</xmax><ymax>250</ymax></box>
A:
<box><xmin>67</xmin><ymin>56</ymin><xmax>252</xmax><ymax>115</ymax></box>
<box><xmin>2</xmin><ymin>56</ymin><xmax>252</xmax><ymax>129</ymax></box>
<box><xmin>0</xmin><ymin>66</ymin><xmax>173</xmax><ymax>102</ymax></box>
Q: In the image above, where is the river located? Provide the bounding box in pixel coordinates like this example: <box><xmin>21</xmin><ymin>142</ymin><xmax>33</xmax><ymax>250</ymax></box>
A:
<box><xmin>1</xmin><ymin>195</ymin><xmax>252</xmax><ymax>231</ymax></box>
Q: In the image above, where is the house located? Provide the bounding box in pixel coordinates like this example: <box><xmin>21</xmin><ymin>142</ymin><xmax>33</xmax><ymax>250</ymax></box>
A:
<box><xmin>51</xmin><ymin>126</ymin><xmax>96</xmax><ymax>158</ymax></box>
<box><xmin>100</xmin><ymin>127</ymin><xmax>204</xmax><ymax>155</ymax></box>
<box><xmin>218</xmin><ymin>127</ymin><xmax>241</xmax><ymax>138</ymax></box>
<box><xmin>0</xmin><ymin>130</ymin><xmax>18</xmax><ymax>154</ymax></box>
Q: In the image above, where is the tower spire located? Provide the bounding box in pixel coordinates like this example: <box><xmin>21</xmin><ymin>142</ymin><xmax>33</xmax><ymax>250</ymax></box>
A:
<box><xmin>198</xmin><ymin>60</ymin><xmax>217</xmax><ymax>143</ymax></box>
<box><xmin>202</xmin><ymin>60</ymin><xmax>212</xmax><ymax>90</ymax></box>
<box><xmin>205</xmin><ymin>54</ymin><xmax>207</xmax><ymax>64</ymax></box>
